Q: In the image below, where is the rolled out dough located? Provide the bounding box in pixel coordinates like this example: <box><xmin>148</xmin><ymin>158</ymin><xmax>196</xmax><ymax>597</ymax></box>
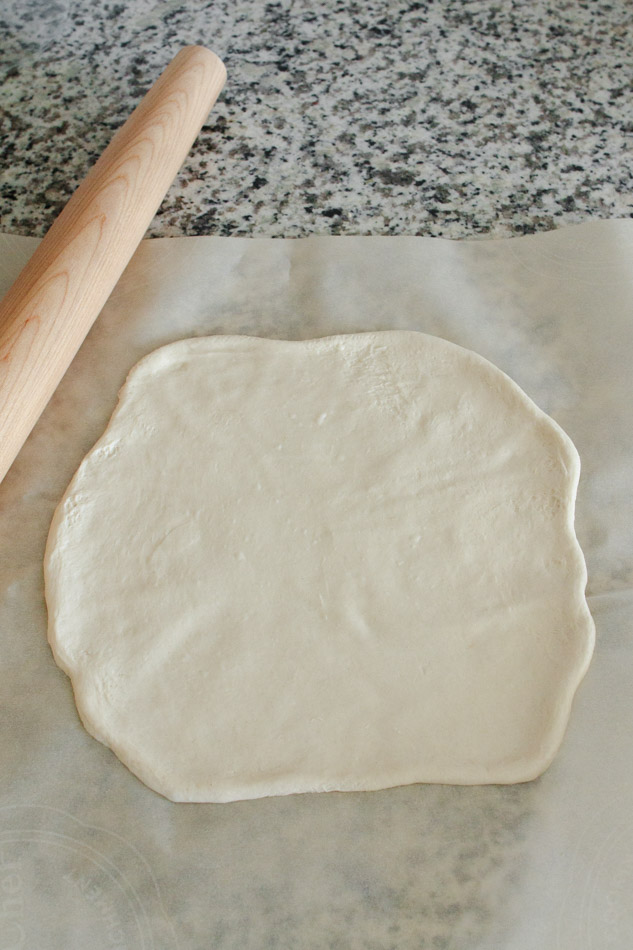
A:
<box><xmin>44</xmin><ymin>331</ymin><xmax>594</xmax><ymax>802</ymax></box>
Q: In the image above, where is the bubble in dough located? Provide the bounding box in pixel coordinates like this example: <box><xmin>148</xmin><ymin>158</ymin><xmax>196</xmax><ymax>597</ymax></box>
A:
<box><xmin>44</xmin><ymin>331</ymin><xmax>594</xmax><ymax>802</ymax></box>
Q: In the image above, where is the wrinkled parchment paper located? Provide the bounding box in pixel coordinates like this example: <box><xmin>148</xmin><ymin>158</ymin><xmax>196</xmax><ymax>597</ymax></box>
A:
<box><xmin>1</xmin><ymin>221</ymin><xmax>631</xmax><ymax>949</ymax></box>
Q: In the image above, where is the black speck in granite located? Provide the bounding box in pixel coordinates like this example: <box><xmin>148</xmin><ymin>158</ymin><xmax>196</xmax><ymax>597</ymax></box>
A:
<box><xmin>1</xmin><ymin>0</ymin><xmax>633</xmax><ymax>239</ymax></box>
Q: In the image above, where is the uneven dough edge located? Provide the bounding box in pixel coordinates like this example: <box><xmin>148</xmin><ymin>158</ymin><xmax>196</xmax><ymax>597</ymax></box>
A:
<box><xmin>44</xmin><ymin>331</ymin><xmax>595</xmax><ymax>803</ymax></box>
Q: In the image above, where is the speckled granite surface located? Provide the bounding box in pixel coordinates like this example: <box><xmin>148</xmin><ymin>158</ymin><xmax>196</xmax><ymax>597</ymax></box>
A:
<box><xmin>1</xmin><ymin>0</ymin><xmax>632</xmax><ymax>239</ymax></box>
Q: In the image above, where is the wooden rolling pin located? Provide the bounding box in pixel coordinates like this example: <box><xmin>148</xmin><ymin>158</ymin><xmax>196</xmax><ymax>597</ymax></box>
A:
<box><xmin>0</xmin><ymin>45</ymin><xmax>226</xmax><ymax>482</ymax></box>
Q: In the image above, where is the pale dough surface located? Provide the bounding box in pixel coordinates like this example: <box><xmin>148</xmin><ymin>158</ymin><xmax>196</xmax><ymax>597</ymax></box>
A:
<box><xmin>44</xmin><ymin>331</ymin><xmax>594</xmax><ymax>802</ymax></box>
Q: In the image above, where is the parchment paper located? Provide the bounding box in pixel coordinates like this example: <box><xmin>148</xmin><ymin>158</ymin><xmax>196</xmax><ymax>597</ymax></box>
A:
<box><xmin>0</xmin><ymin>221</ymin><xmax>631</xmax><ymax>949</ymax></box>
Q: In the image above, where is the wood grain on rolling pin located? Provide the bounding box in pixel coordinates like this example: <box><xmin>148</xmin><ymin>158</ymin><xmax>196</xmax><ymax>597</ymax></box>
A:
<box><xmin>0</xmin><ymin>45</ymin><xmax>226</xmax><ymax>482</ymax></box>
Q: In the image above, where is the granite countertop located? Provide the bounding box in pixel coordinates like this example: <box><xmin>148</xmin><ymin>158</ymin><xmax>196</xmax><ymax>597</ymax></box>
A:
<box><xmin>1</xmin><ymin>0</ymin><xmax>632</xmax><ymax>240</ymax></box>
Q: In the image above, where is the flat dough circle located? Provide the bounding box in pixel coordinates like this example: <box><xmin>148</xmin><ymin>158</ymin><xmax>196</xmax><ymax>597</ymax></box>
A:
<box><xmin>45</xmin><ymin>332</ymin><xmax>594</xmax><ymax>802</ymax></box>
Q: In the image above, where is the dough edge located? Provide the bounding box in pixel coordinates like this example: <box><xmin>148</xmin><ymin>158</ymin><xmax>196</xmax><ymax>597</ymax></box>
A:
<box><xmin>44</xmin><ymin>330</ymin><xmax>596</xmax><ymax>802</ymax></box>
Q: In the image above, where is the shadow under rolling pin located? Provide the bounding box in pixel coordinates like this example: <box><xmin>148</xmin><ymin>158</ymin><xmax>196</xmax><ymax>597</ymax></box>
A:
<box><xmin>0</xmin><ymin>45</ymin><xmax>227</xmax><ymax>483</ymax></box>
